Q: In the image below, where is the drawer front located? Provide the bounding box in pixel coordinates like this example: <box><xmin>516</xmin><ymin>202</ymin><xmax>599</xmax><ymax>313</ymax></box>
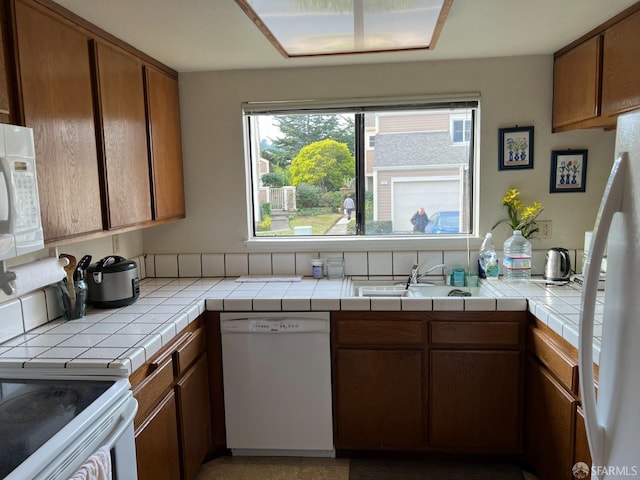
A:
<box><xmin>430</xmin><ymin>322</ymin><xmax>520</xmax><ymax>346</ymax></box>
<box><xmin>175</xmin><ymin>327</ymin><xmax>206</xmax><ymax>376</ymax></box>
<box><xmin>337</xmin><ymin>320</ymin><xmax>423</xmax><ymax>346</ymax></box>
<box><xmin>528</xmin><ymin>327</ymin><xmax>578</xmax><ymax>394</ymax></box>
<box><xmin>133</xmin><ymin>356</ymin><xmax>175</xmax><ymax>427</ymax></box>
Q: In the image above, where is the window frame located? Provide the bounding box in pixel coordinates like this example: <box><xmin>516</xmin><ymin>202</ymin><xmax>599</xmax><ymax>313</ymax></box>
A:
<box><xmin>242</xmin><ymin>95</ymin><xmax>481</xmax><ymax>248</ymax></box>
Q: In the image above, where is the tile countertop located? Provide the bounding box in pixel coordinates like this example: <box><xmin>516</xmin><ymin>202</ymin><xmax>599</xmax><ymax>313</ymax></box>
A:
<box><xmin>0</xmin><ymin>276</ymin><xmax>604</xmax><ymax>374</ymax></box>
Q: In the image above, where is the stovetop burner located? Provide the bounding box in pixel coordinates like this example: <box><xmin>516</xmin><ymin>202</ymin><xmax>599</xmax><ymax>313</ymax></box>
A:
<box><xmin>0</xmin><ymin>377</ymin><xmax>113</xmax><ymax>479</ymax></box>
<box><xmin>0</xmin><ymin>387</ymin><xmax>81</xmax><ymax>424</ymax></box>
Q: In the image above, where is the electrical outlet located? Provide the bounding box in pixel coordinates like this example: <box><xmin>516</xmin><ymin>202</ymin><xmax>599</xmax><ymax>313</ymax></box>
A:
<box><xmin>112</xmin><ymin>234</ymin><xmax>120</xmax><ymax>253</ymax></box>
<box><xmin>537</xmin><ymin>220</ymin><xmax>552</xmax><ymax>239</ymax></box>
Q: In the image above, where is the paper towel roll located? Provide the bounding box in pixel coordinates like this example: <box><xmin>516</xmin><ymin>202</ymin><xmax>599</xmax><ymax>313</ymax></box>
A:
<box><xmin>6</xmin><ymin>257</ymin><xmax>67</xmax><ymax>297</ymax></box>
<box><xmin>584</xmin><ymin>231</ymin><xmax>593</xmax><ymax>254</ymax></box>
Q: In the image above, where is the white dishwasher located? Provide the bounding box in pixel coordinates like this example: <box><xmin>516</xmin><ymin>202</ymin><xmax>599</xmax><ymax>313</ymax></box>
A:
<box><xmin>220</xmin><ymin>312</ymin><xmax>334</xmax><ymax>457</ymax></box>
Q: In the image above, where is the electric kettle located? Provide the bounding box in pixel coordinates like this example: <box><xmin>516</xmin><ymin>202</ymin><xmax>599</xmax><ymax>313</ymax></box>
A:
<box><xmin>544</xmin><ymin>247</ymin><xmax>571</xmax><ymax>281</ymax></box>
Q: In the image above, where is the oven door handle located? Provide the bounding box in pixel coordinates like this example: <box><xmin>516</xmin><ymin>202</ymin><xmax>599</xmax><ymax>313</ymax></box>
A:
<box><xmin>103</xmin><ymin>396</ymin><xmax>138</xmax><ymax>449</ymax></box>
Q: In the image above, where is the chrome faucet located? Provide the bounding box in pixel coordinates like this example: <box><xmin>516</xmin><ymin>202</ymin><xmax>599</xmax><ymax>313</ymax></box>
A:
<box><xmin>406</xmin><ymin>262</ymin><xmax>447</xmax><ymax>288</ymax></box>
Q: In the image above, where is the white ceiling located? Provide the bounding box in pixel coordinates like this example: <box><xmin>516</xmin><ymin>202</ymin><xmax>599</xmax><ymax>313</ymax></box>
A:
<box><xmin>52</xmin><ymin>0</ymin><xmax>637</xmax><ymax>73</ymax></box>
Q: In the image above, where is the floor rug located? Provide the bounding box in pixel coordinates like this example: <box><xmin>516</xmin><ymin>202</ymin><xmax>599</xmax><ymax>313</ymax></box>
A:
<box><xmin>349</xmin><ymin>459</ymin><xmax>524</xmax><ymax>480</ymax></box>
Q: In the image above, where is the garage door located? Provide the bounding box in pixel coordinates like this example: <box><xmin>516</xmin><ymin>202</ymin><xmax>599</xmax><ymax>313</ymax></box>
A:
<box><xmin>392</xmin><ymin>178</ymin><xmax>460</xmax><ymax>232</ymax></box>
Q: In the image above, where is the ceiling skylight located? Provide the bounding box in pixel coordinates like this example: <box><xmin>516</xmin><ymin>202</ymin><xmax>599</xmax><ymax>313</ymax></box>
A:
<box><xmin>236</xmin><ymin>0</ymin><xmax>452</xmax><ymax>58</ymax></box>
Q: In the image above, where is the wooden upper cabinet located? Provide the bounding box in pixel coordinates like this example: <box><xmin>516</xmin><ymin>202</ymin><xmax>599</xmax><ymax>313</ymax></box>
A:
<box><xmin>94</xmin><ymin>42</ymin><xmax>152</xmax><ymax>229</ymax></box>
<box><xmin>552</xmin><ymin>4</ymin><xmax>640</xmax><ymax>132</ymax></box>
<box><xmin>602</xmin><ymin>10</ymin><xmax>640</xmax><ymax>116</ymax></box>
<box><xmin>145</xmin><ymin>67</ymin><xmax>185</xmax><ymax>221</ymax></box>
<box><xmin>14</xmin><ymin>0</ymin><xmax>102</xmax><ymax>241</ymax></box>
<box><xmin>0</xmin><ymin>13</ymin><xmax>10</xmax><ymax>123</ymax></box>
<box><xmin>552</xmin><ymin>35</ymin><xmax>602</xmax><ymax>129</ymax></box>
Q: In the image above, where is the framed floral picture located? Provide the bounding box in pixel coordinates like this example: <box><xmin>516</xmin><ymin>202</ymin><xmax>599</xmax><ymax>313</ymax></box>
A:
<box><xmin>498</xmin><ymin>126</ymin><xmax>534</xmax><ymax>170</ymax></box>
<box><xmin>550</xmin><ymin>149</ymin><xmax>588</xmax><ymax>193</ymax></box>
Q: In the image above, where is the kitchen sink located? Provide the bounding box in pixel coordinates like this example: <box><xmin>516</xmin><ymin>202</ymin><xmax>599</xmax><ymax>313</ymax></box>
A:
<box><xmin>356</xmin><ymin>285</ymin><xmax>409</xmax><ymax>297</ymax></box>
<box><xmin>348</xmin><ymin>280</ymin><xmax>412</xmax><ymax>297</ymax></box>
<box><xmin>408</xmin><ymin>285</ymin><xmax>485</xmax><ymax>297</ymax></box>
<box><xmin>348</xmin><ymin>279</ymin><xmax>486</xmax><ymax>297</ymax></box>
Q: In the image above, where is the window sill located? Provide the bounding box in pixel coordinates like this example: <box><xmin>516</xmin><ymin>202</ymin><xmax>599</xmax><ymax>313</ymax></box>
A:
<box><xmin>245</xmin><ymin>235</ymin><xmax>483</xmax><ymax>253</ymax></box>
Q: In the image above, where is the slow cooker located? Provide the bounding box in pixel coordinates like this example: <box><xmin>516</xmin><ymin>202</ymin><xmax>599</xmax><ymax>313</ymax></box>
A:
<box><xmin>87</xmin><ymin>256</ymin><xmax>139</xmax><ymax>308</ymax></box>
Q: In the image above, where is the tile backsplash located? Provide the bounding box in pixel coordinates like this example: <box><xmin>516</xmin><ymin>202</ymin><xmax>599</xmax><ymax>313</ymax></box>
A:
<box><xmin>0</xmin><ymin>254</ymin><xmax>146</xmax><ymax>344</ymax></box>
<box><xmin>1</xmin><ymin>249</ymin><xmax>583</xmax><ymax>344</ymax></box>
<box><xmin>146</xmin><ymin>248</ymin><xmax>582</xmax><ymax>280</ymax></box>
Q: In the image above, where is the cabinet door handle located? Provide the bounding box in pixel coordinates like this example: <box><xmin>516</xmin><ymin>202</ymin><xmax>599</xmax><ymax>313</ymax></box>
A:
<box><xmin>149</xmin><ymin>332</ymin><xmax>191</xmax><ymax>371</ymax></box>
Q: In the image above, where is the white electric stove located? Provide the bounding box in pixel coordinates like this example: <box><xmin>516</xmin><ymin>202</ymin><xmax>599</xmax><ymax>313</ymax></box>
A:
<box><xmin>0</xmin><ymin>368</ymin><xmax>138</xmax><ymax>479</ymax></box>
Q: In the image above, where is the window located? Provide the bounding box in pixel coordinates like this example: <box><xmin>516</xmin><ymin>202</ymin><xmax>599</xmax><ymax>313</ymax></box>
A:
<box><xmin>244</xmin><ymin>98</ymin><xmax>477</xmax><ymax>238</ymax></box>
<box><xmin>451</xmin><ymin>117</ymin><xmax>471</xmax><ymax>143</ymax></box>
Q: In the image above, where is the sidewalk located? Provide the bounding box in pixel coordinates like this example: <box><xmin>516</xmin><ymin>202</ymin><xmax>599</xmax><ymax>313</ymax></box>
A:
<box><xmin>327</xmin><ymin>216</ymin><xmax>351</xmax><ymax>234</ymax></box>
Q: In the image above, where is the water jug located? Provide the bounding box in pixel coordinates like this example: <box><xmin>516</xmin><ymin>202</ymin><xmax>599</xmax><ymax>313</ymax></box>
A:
<box><xmin>503</xmin><ymin>230</ymin><xmax>532</xmax><ymax>281</ymax></box>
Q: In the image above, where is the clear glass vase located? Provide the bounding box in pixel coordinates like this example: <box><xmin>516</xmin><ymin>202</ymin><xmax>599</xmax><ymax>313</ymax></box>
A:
<box><xmin>58</xmin><ymin>279</ymin><xmax>88</xmax><ymax>320</ymax></box>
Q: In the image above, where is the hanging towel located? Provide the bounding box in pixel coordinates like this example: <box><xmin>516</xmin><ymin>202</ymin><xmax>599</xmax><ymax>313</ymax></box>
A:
<box><xmin>69</xmin><ymin>446</ymin><xmax>112</xmax><ymax>480</ymax></box>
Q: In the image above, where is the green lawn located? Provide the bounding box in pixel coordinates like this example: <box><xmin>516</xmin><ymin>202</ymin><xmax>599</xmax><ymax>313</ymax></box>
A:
<box><xmin>257</xmin><ymin>213</ymin><xmax>344</xmax><ymax>236</ymax></box>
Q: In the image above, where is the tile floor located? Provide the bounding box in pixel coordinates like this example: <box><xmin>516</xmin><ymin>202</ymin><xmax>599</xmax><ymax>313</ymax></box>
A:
<box><xmin>195</xmin><ymin>456</ymin><xmax>540</xmax><ymax>480</ymax></box>
<box><xmin>195</xmin><ymin>456</ymin><xmax>349</xmax><ymax>480</ymax></box>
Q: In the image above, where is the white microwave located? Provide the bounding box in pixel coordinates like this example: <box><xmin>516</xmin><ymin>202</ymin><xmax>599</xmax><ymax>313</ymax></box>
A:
<box><xmin>0</xmin><ymin>124</ymin><xmax>44</xmax><ymax>261</ymax></box>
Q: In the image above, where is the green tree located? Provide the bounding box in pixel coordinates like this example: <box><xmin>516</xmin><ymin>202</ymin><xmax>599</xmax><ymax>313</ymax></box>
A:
<box><xmin>261</xmin><ymin>172</ymin><xmax>285</xmax><ymax>188</ymax></box>
<box><xmin>264</xmin><ymin>114</ymin><xmax>354</xmax><ymax>168</ymax></box>
<box><xmin>290</xmin><ymin>139</ymin><xmax>354</xmax><ymax>192</ymax></box>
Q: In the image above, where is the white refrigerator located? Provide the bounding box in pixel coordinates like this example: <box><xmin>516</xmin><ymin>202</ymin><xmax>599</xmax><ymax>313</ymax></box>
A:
<box><xmin>579</xmin><ymin>109</ymin><xmax>640</xmax><ymax>479</ymax></box>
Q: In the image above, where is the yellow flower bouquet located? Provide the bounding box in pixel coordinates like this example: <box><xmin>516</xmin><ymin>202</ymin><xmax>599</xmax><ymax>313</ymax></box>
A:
<box><xmin>493</xmin><ymin>188</ymin><xmax>543</xmax><ymax>239</ymax></box>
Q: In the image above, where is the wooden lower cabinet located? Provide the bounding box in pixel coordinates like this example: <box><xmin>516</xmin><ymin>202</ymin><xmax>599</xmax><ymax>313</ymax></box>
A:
<box><xmin>132</xmin><ymin>318</ymin><xmax>212</xmax><ymax>480</ymax></box>
<box><xmin>175</xmin><ymin>354</ymin><xmax>212</xmax><ymax>480</ymax></box>
<box><xmin>135</xmin><ymin>390</ymin><xmax>181</xmax><ymax>480</ymax></box>
<box><xmin>332</xmin><ymin>311</ymin><xmax>525</xmax><ymax>454</ymax></box>
<box><xmin>335</xmin><ymin>348</ymin><xmax>424</xmax><ymax>449</ymax></box>
<box><xmin>574</xmin><ymin>407</ymin><xmax>593</xmax><ymax>479</ymax></box>
<box><xmin>430</xmin><ymin>349</ymin><xmax>521</xmax><ymax>452</ymax></box>
<box><xmin>525</xmin><ymin>321</ymin><xmax>595</xmax><ymax>480</ymax></box>
<box><xmin>525</xmin><ymin>356</ymin><xmax>576</xmax><ymax>480</ymax></box>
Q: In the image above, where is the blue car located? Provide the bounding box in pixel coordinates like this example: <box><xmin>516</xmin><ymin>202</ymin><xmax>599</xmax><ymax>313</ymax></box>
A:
<box><xmin>425</xmin><ymin>211</ymin><xmax>460</xmax><ymax>234</ymax></box>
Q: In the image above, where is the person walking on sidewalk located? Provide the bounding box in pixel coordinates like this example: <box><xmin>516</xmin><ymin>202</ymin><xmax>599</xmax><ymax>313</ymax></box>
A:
<box><xmin>343</xmin><ymin>194</ymin><xmax>355</xmax><ymax>220</ymax></box>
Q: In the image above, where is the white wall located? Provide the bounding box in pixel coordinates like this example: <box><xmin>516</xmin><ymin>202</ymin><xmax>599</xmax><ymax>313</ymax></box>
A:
<box><xmin>142</xmin><ymin>55</ymin><xmax>616</xmax><ymax>254</ymax></box>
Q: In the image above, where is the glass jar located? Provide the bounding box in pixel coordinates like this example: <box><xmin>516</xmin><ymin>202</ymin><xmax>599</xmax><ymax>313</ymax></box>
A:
<box><xmin>326</xmin><ymin>257</ymin><xmax>345</xmax><ymax>280</ymax></box>
<box><xmin>58</xmin><ymin>279</ymin><xmax>88</xmax><ymax>320</ymax></box>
